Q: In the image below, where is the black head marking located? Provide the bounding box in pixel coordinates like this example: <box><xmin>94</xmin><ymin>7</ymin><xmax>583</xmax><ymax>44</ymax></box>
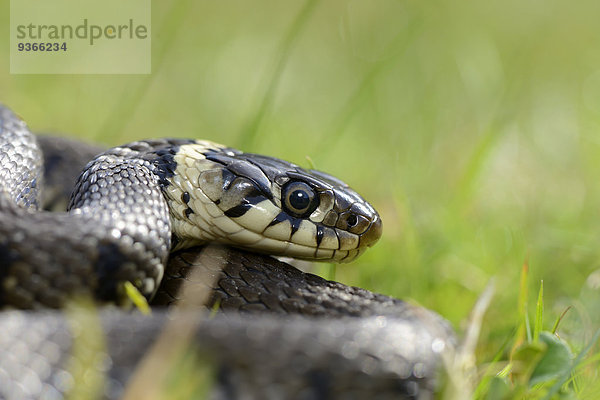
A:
<box><xmin>290</xmin><ymin>217</ymin><xmax>302</xmax><ymax>236</ymax></box>
<box><xmin>267</xmin><ymin>211</ymin><xmax>302</xmax><ymax>235</ymax></box>
<box><xmin>205</xmin><ymin>152</ymin><xmax>233</xmax><ymax>166</ymax></box>
<box><xmin>221</xmin><ymin>169</ymin><xmax>236</xmax><ymax>191</ymax></box>
<box><xmin>316</xmin><ymin>225</ymin><xmax>324</xmax><ymax>247</ymax></box>
<box><xmin>268</xmin><ymin>211</ymin><xmax>288</xmax><ymax>228</ymax></box>
<box><xmin>148</xmin><ymin>139</ymin><xmax>196</xmax><ymax>188</ymax></box>
<box><xmin>181</xmin><ymin>192</ymin><xmax>190</xmax><ymax>204</ymax></box>
<box><xmin>206</xmin><ymin>153</ymin><xmax>273</xmax><ymax>198</ymax></box>
<box><xmin>224</xmin><ymin>202</ymin><xmax>254</xmax><ymax>218</ymax></box>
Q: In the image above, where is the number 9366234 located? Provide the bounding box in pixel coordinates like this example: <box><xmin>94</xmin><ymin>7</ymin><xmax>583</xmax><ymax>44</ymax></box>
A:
<box><xmin>17</xmin><ymin>42</ymin><xmax>67</xmax><ymax>52</ymax></box>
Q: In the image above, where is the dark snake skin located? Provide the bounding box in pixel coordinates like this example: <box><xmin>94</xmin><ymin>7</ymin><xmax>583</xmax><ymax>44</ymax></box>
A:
<box><xmin>0</xmin><ymin>106</ymin><xmax>455</xmax><ymax>399</ymax></box>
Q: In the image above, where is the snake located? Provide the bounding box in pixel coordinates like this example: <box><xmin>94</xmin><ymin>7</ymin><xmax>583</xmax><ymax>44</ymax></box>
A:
<box><xmin>0</xmin><ymin>104</ymin><xmax>455</xmax><ymax>399</ymax></box>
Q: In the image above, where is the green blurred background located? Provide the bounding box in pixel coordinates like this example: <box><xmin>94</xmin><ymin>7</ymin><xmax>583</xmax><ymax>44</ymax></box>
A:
<box><xmin>2</xmin><ymin>0</ymin><xmax>600</xmax><ymax>360</ymax></box>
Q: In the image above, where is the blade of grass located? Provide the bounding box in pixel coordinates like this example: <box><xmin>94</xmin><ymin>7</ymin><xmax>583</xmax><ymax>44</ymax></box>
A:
<box><xmin>472</xmin><ymin>328</ymin><xmax>517</xmax><ymax>398</ymax></box>
<box><xmin>542</xmin><ymin>328</ymin><xmax>600</xmax><ymax>400</ymax></box>
<box><xmin>444</xmin><ymin>278</ymin><xmax>496</xmax><ymax>400</ymax></box>
<box><xmin>96</xmin><ymin>0</ymin><xmax>194</xmax><ymax>142</ymax></box>
<box><xmin>326</xmin><ymin>263</ymin><xmax>336</xmax><ymax>281</ymax></box>
<box><xmin>451</xmin><ymin>125</ymin><xmax>504</xmax><ymax>214</ymax></box>
<box><xmin>533</xmin><ymin>280</ymin><xmax>543</xmax><ymax>342</ymax></box>
<box><xmin>511</xmin><ymin>257</ymin><xmax>529</xmax><ymax>356</ymax></box>
<box><xmin>551</xmin><ymin>306</ymin><xmax>571</xmax><ymax>335</ymax></box>
<box><xmin>571</xmin><ymin>348</ymin><xmax>600</xmax><ymax>370</ymax></box>
<box><xmin>313</xmin><ymin>18</ymin><xmax>421</xmax><ymax>158</ymax></box>
<box><xmin>124</xmin><ymin>281</ymin><xmax>152</xmax><ymax>315</ymax></box>
<box><xmin>462</xmin><ymin>278</ymin><xmax>497</xmax><ymax>359</ymax></box>
<box><xmin>305</xmin><ymin>155</ymin><xmax>316</xmax><ymax>169</ymax></box>
<box><xmin>238</xmin><ymin>0</ymin><xmax>319</xmax><ymax>150</ymax></box>
<box><xmin>525</xmin><ymin>310</ymin><xmax>532</xmax><ymax>343</ymax></box>
<box><xmin>449</xmin><ymin>62</ymin><xmax>529</xmax><ymax>215</ymax></box>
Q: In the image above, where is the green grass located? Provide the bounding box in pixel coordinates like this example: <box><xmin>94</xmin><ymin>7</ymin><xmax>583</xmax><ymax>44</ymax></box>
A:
<box><xmin>2</xmin><ymin>0</ymin><xmax>600</xmax><ymax>397</ymax></box>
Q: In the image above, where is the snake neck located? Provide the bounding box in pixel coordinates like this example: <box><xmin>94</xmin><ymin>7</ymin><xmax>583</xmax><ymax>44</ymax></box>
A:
<box><xmin>153</xmin><ymin>141</ymin><xmax>231</xmax><ymax>252</ymax></box>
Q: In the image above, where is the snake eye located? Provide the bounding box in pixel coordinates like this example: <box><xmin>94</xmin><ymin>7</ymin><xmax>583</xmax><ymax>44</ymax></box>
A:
<box><xmin>282</xmin><ymin>181</ymin><xmax>318</xmax><ymax>217</ymax></box>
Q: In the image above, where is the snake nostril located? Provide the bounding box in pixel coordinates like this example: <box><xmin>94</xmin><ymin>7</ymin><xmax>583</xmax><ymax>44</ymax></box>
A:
<box><xmin>346</xmin><ymin>214</ymin><xmax>358</xmax><ymax>227</ymax></box>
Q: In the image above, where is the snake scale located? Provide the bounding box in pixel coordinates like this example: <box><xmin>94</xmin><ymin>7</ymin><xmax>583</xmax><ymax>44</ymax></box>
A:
<box><xmin>0</xmin><ymin>104</ymin><xmax>455</xmax><ymax>399</ymax></box>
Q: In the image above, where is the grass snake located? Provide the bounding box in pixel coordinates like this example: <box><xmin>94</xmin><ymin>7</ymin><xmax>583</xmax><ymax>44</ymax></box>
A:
<box><xmin>0</xmin><ymin>104</ymin><xmax>455</xmax><ymax>399</ymax></box>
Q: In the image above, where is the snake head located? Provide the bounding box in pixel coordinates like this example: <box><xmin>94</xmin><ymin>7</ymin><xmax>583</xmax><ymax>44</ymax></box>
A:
<box><xmin>165</xmin><ymin>141</ymin><xmax>382</xmax><ymax>263</ymax></box>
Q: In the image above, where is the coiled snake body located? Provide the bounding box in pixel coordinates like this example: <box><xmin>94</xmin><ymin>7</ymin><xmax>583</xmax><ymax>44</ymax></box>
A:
<box><xmin>0</xmin><ymin>105</ymin><xmax>454</xmax><ymax>399</ymax></box>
